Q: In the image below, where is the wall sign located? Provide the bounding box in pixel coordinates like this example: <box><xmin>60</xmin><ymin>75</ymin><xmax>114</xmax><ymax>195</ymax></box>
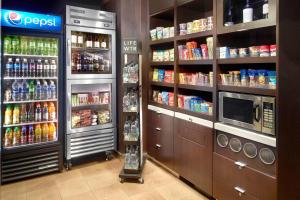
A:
<box><xmin>122</xmin><ymin>39</ymin><xmax>139</xmax><ymax>54</ymax></box>
<box><xmin>1</xmin><ymin>9</ymin><xmax>62</xmax><ymax>32</ymax></box>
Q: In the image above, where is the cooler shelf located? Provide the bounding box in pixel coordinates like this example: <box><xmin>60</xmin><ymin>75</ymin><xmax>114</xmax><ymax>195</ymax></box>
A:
<box><xmin>4</xmin><ymin>54</ymin><xmax>58</xmax><ymax>58</ymax></box>
<box><xmin>3</xmin><ymin>99</ymin><xmax>58</xmax><ymax>104</ymax></box>
<box><xmin>3</xmin><ymin>77</ymin><xmax>58</xmax><ymax>80</ymax></box>
<box><xmin>3</xmin><ymin>120</ymin><xmax>58</xmax><ymax>128</ymax></box>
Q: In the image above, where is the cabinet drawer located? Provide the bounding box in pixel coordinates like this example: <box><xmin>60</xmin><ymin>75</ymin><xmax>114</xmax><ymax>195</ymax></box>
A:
<box><xmin>149</xmin><ymin>110</ymin><xmax>173</xmax><ymax>133</ymax></box>
<box><xmin>213</xmin><ymin>153</ymin><xmax>276</xmax><ymax>200</ymax></box>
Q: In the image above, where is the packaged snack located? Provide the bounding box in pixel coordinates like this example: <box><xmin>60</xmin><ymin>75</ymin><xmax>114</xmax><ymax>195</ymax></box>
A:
<box><xmin>152</xmin><ymin>68</ymin><xmax>159</xmax><ymax>82</ymax></box>
<box><xmin>200</xmin><ymin>44</ymin><xmax>209</xmax><ymax>59</ymax></box>
<box><xmin>207</xmin><ymin>16</ymin><xmax>213</xmax><ymax>30</ymax></box>
<box><xmin>248</xmin><ymin>70</ymin><xmax>257</xmax><ymax>87</ymax></box>
<box><xmin>168</xmin><ymin>92</ymin><xmax>174</xmax><ymax>106</ymax></box>
<box><xmin>219</xmin><ymin>47</ymin><xmax>230</xmax><ymax>59</ymax></box>
<box><xmin>150</xmin><ymin>29</ymin><xmax>157</xmax><ymax>41</ymax></box>
<box><xmin>240</xmin><ymin>69</ymin><xmax>249</xmax><ymax>86</ymax></box>
<box><xmin>163</xmin><ymin>27</ymin><xmax>170</xmax><ymax>39</ymax></box>
<box><xmin>163</xmin><ymin>50</ymin><xmax>170</xmax><ymax>61</ymax></box>
<box><xmin>249</xmin><ymin>46</ymin><xmax>260</xmax><ymax>57</ymax></box>
<box><xmin>230</xmin><ymin>48</ymin><xmax>238</xmax><ymax>58</ymax></box>
<box><xmin>156</xmin><ymin>27</ymin><xmax>164</xmax><ymax>40</ymax></box>
<box><xmin>179</xmin><ymin>23</ymin><xmax>187</xmax><ymax>35</ymax></box>
<box><xmin>201</xmin><ymin>103</ymin><xmax>209</xmax><ymax>113</ymax></box>
<box><xmin>169</xmin><ymin>49</ymin><xmax>175</xmax><ymax>61</ymax></box>
<box><xmin>164</xmin><ymin>70</ymin><xmax>174</xmax><ymax>83</ymax></box>
<box><xmin>193</xmin><ymin>19</ymin><xmax>201</xmax><ymax>33</ymax></box>
<box><xmin>179</xmin><ymin>73</ymin><xmax>185</xmax><ymax>84</ymax></box>
<box><xmin>206</xmin><ymin>37</ymin><xmax>214</xmax><ymax>59</ymax></box>
<box><xmin>208</xmin><ymin>103</ymin><xmax>213</xmax><ymax>115</ymax></box>
<box><xmin>257</xmin><ymin>70</ymin><xmax>267</xmax><ymax>86</ymax></box>
<box><xmin>184</xmin><ymin>96</ymin><xmax>191</xmax><ymax>110</ymax></box>
<box><xmin>233</xmin><ymin>71</ymin><xmax>241</xmax><ymax>86</ymax></box>
<box><xmin>152</xmin><ymin>51</ymin><xmax>158</xmax><ymax>61</ymax></box>
<box><xmin>209</xmin><ymin>72</ymin><xmax>214</xmax><ymax>86</ymax></box>
<box><xmin>228</xmin><ymin>71</ymin><xmax>234</xmax><ymax>85</ymax></box>
<box><xmin>194</xmin><ymin>100</ymin><xmax>201</xmax><ymax>112</ymax></box>
<box><xmin>187</xmin><ymin>22</ymin><xmax>193</xmax><ymax>34</ymax></box>
<box><xmin>239</xmin><ymin>48</ymin><xmax>249</xmax><ymax>57</ymax></box>
<box><xmin>178</xmin><ymin>95</ymin><xmax>184</xmax><ymax>108</ymax></box>
<box><xmin>267</xmin><ymin>71</ymin><xmax>276</xmax><ymax>88</ymax></box>
<box><xmin>259</xmin><ymin>45</ymin><xmax>270</xmax><ymax>57</ymax></box>
<box><xmin>169</xmin><ymin>27</ymin><xmax>175</xmax><ymax>37</ymax></box>
<box><xmin>157</xmin><ymin>92</ymin><xmax>162</xmax><ymax>104</ymax></box>
<box><xmin>152</xmin><ymin>90</ymin><xmax>159</xmax><ymax>102</ymax></box>
<box><xmin>193</xmin><ymin>48</ymin><xmax>202</xmax><ymax>60</ymax></box>
<box><xmin>199</xmin><ymin>18</ymin><xmax>207</xmax><ymax>32</ymax></box>
<box><xmin>270</xmin><ymin>45</ymin><xmax>277</xmax><ymax>56</ymax></box>
<box><xmin>158</xmin><ymin>69</ymin><xmax>165</xmax><ymax>82</ymax></box>
<box><xmin>162</xmin><ymin>91</ymin><xmax>169</xmax><ymax>105</ymax></box>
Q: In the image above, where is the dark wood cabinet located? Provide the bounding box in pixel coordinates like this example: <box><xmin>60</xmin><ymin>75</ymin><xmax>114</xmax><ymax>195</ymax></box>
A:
<box><xmin>174</xmin><ymin>117</ymin><xmax>213</xmax><ymax>195</ymax></box>
<box><xmin>149</xmin><ymin>0</ymin><xmax>174</xmax><ymax>15</ymax></box>
<box><xmin>213</xmin><ymin>153</ymin><xmax>276</xmax><ymax>200</ymax></box>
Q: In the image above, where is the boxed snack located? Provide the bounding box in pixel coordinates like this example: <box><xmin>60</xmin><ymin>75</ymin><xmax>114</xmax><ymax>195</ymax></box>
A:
<box><xmin>150</xmin><ymin>29</ymin><xmax>157</xmax><ymax>41</ymax></box>
<box><xmin>169</xmin><ymin>27</ymin><xmax>175</xmax><ymax>37</ymax></box>
<box><xmin>164</xmin><ymin>70</ymin><xmax>174</xmax><ymax>83</ymax></box>
<box><xmin>156</xmin><ymin>27</ymin><xmax>164</xmax><ymax>40</ymax></box>
<box><xmin>162</xmin><ymin>91</ymin><xmax>169</xmax><ymax>105</ymax></box>
<box><xmin>157</xmin><ymin>92</ymin><xmax>162</xmax><ymax>104</ymax></box>
<box><xmin>178</xmin><ymin>95</ymin><xmax>184</xmax><ymax>108</ymax></box>
<box><xmin>164</xmin><ymin>50</ymin><xmax>170</xmax><ymax>61</ymax></box>
<box><xmin>152</xmin><ymin>68</ymin><xmax>159</xmax><ymax>81</ymax></box>
<box><xmin>152</xmin><ymin>90</ymin><xmax>159</xmax><ymax>102</ymax></box>
<box><xmin>158</xmin><ymin>69</ymin><xmax>165</xmax><ymax>82</ymax></box>
<box><xmin>163</xmin><ymin>27</ymin><xmax>170</xmax><ymax>39</ymax></box>
<box><xmin>168</xmin><ymin>92</ymin><xmax>174</xmax><ymax>106</ymax></box>
<box><xmin>206</xmin><ymin>37</ymin><xmax>214</xmax><ymax>59</ymax></box>
<box><xmin>169</xmin><ymin>49</ymin><xmax>175</xmax><ymax>61</ymax></box>
<box><xmin>179</xmin><ymin>23</ymin><xmax>187</xmax><ymax>35</ymax></box>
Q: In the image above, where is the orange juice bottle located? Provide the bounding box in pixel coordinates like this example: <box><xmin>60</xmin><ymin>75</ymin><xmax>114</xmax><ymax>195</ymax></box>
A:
<box><xmin>12</xmin><ymin>105</ymin><xmax>20</xmax><ymax>124</ymax></box>
<box><xmin>49</xmin><ymin>123</ymin><xmax>57</xmax><ymax>141</ymax></box>
<box><xmin>35</xmin><ymin>124</ymin><xmax>42</xmax><ymax>143</ymax></box>
<box><xmin>42</xmin><ymin>123</ymin><xmax>49</xmax><ymax>142</ymax></box>
<box><xmin>48</xmin><ymin>102</ymin><xmax>56</xmax><ymax>121</ymax></box>
<box><xmin>4</xmin><ymin>105</ymin><xmax>12</xmax><ymax>125</ymax></box>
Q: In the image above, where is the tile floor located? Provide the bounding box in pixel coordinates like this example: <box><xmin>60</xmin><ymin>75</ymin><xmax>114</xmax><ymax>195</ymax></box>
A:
<box><xmin>0</xmin><ymin>157</ymin><xmax>209</xmax><ymax>200</ymax></box>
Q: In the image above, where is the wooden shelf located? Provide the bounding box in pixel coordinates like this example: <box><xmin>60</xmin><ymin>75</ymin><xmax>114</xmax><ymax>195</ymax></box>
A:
<box><xmin>178</xmin><ymin>59</ymin><xmax>213</xmax><ymax>65</ymax></box>
<box><xmin>176</xmin><ymin>30</ymin><xmax>213</xmax><ymax>41</ymax></box>
<box><xmin>178</xmin><ymin>84</ymin><xmax>213</xmax><ymax>92</ymax></box>
<box><xmin>151</xmin><ymin>81</ymin><xmax>174</xmax><ymax>88</ymax></box>
<box><xmin>217</xmin><ymin>57</ymin><xmax>277</xmax><ymax>64</ymax></box>
<box><xmin>176</xmin><ymin>107</ymin><xmax>213</xmax><ymax>121</ymax></box>
<box><xmin>149</xmin><ymin>101</ymin><xmax>175</xmax><ymax>111</ymax></box>
<box><xmin>218</xmin><ymin>85</ymin><xmax>276</xmax><ymax>96</ymax></box>
<box><xmin>149</xmin><ymin>37</ymin><xmax>174</xmax><ymax>46</ymax></box>
<box><xmin>150</xmin><ymin>61</ymin><xmax>174</xmax><ymax>66</ymax></box>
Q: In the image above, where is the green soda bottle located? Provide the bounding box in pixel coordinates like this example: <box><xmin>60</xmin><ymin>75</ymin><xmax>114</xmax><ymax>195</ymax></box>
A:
<box><xmin>4</xmin><ymin>36</ymin><xmax>12</xmax><ymax>54</ymax></box>
<box><xmin>50</xmin><ymin>39</ymin><xmax>58</xmax><ymax>56</ymax></box>
<box><xmin>43</xmin><ymin>39</ymin><xmax>51</xmax><ymax>56</ymax></box>
<box><xmin>20</xmin><ymin>37</ymin><xmax>28</xmax><ymax>55</ymax></box>
<box><xmin>29</xmin><ymin>38</ymin><xmax>36</xmax><ymax>55</ymax></box>
<box><xmin>37</xmin><ymin>38</ymin><xmax>44</xmax><ymax>55</ymax></box>
<box><xmin>11</xmin><ymin>36</ymin><xmax>21</xmax><ymax>54</ymax></box>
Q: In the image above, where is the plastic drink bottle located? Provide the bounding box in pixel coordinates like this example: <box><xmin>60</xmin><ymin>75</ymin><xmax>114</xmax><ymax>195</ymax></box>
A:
<box><xmin>27</xmin><ymin>103</ymin><xmax>35</xmax><ymax>122</ymax></box>
<box><xmin>49</xmin><ymin>123</ymin><xmax>57</xmax><ymax>141</ymax></box>
<box><xmin>43</xmin><ymin>60</ymin><xmax>50</xmax><ymax>77</ymax></box>
<box><xmin>14</xmin><ymin>58</ymin><xmax>21</xmax><ymax>77</ymax></box>
<box><xmin>49</xmin><ymin>81</ymin><xmax>56</xmax><ymax>99</ymax></box>
<box><xmin>42</xmin><ymin>103</ymin><xmax>49</xmax><ymax>121</ymax></box>
<box><xmin>29</xmin><ymin>81</ymin><xmax>35</xmax><ymax>100</ymax></box>
<box><xmin>22</xmin><ymin>58</ymin><xmax>29</xmax><ymax>77</ymax></box>
<box><xmin>49</xmin><ymin>102</ymin><xmax>56</xmax><ymax>121</ymax></box>
<box><xmin>44</xmin><ymin>39</ymin><xmax>51</xmax><ymax>56</ymax></box>
<box><xmin>35</xmin><ymin>103</ymin><xmax>42</xmax><ymax>122</ymax></box>
<box><xmin>4</xmin><ymin>128</ymin><xmax>13</xmax><ymax>147</ymax></box>
<box><xmin>13</xmin><ymin>127</ymin><xmax>21</xmax><ymax>146</ymax></box>
<box><xmin>20</xmin><ymin>104</ymin><xmax>28</xmax><ymax>123</ymax></box>
<box><xmin>12</xmin><ymin>80</ymin><xmax>20</xmax><ymax>101</ymax></box>
<box><xmin>42</xmin><ymin>123</ymin><xmax>49</xmax><ymax>142</ymax></box>
<box><xmin>37</xmin><ymin>38</ymin><xmax>44</xmax><ymax>55</ymax></box>
<box><xmin>4</xmin><ymin>36</ymin><xmax>12</xmax><ymax>54</ymax></box>
<box><xmin>50</xmin><ymin>60</ymin><xmax>57</xmax><ymax>77</ymax></box>
<box><xmin>13</xmin><ymin>105</ymin><xmax>20</xmax><ymax>124</ymax></box>
<box><xmin>6</xmin><ymin>58</ymin><xmax>14</xmax><ymax>77</ymax></box>
<box><xmin>35</xmin><ymin>80</ymin><xmax>42</xmax><ymax>100</ymax></box>
<box><xmin>28</xmin><ymin>125</ymin><xmax>34</xmax><ymax>144</ymax></box>
<box><xmin>29</xmin><ymin>38</ymin><xmax>36</xmax><ymax>55</ymax></box>
<box><xmin>4</xmin><ymin>106</ymin><xmax>12</xmax><ymax>125</ymax></box>
<box><xmin>11</xmin><ymin>36</ymin><xmax>20</xmax><ymax>54</ymax></box>
<box><xmin>35</xmin><ymin>124</ymin><xmax>42</xmax><ymax>143</ymax></box>
<box><xmin>21</xmin><ymin>80</ymin><xmax>29</xmax><ymax>101</ymax></box>
<box><xmin>42</xmin><ymin>81</ymin><xmax>48</xmax><ymax>100</ymax></box>
<box><xmin>50</xmin><ymin>39</ymin><xmax>58</xmax><ymax>56</ymax></box>
<box><xmin>20</xmin><ymin>37</ymin><xmax>28</xmax><ymax>55</ymax></box>
<box><xmin>29</xmin><ymin>59</ymin><xmax>36</xmax><ymax>77</ymax></box>
<box><xmin>20</xmin><ymin>126</ymin><xmax>27</xmax><ymax>145</ymax></box>
<box><xmin>36</xmin><ymin>59</ymin><xmax>43</xmax><ymax>77</ymax></box>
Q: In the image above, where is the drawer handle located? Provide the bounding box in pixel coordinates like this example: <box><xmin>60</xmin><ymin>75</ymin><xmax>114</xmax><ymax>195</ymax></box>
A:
<box><xmin>235</xmin><ymin>161</ymin><xmax>247</xmax><ymax>169</ymax></box>
<box><xmin>156</xmin><ymin>128</ymin><xmax>161</xmax><ymax>131</ymax></box>
<box><xmin>188</xmin><ymin>117</ymin><xmax>193</xmax><ymax>122</ymax></box>
<box><xmin>156</xmin><ymin>111</ymin><xmax>161</xmax><ymax>115</ymax></box>
<box><xmin>234</xmin><ymin>186</ymin><xmax>246</xmax><ymax>196</ymax></box>
<box><xmin>156</xmin><ymin>144</ymin><xmax>161</xmax><ymax>149</ymax></box>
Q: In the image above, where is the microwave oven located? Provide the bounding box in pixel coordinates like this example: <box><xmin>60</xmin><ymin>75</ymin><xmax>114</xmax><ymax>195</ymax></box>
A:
<box><xmin>219</xmin><ymin>92</ymin><xmax>275</xmax><ymax>136</ymax></box>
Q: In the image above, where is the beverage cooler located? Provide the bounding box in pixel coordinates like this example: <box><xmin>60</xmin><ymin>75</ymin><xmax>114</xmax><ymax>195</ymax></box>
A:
<box><xmin>65</xmin><ymin>6</ymin><xmax>116</xmax><ymax>168</ymax></box>
<box><xmin>0</xmin><ymin>9</ymin><xmax>63</xmax><ymax>183</ymax></box>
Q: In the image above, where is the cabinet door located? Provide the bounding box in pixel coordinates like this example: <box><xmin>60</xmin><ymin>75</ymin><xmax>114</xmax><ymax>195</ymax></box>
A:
<box><xmin>174</xmin><ymin>118</ymin><xmax>213</xmax><ymax>195</ymax></box>
<box><xmin>147</xmin><ymin>110</ymin><xmax>158</xmax><ymax>159</ymax></box>
<box><xmin>149</xmin><ymin>0</ymin><xmax>174</xmax><ymax>15</ymax></box>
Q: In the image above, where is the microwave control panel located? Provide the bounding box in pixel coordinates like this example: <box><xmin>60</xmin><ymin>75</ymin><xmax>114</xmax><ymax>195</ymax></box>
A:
<box><xmin>262</xmin><ymin>97</ymin><xmax>275</xmax><ymax>135</ymax></box>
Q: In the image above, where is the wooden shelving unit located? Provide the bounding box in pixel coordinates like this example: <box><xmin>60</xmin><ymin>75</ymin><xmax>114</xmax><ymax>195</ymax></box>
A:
<box><xmin>218</xmin><ymin>85</ymin><xmax>276</xmax><ymax>97</ymax></box>
<box><xmin>151</xmin><ymin>81</ymin><xmax>174</xmax><ymax>88</ymax></box>
<box><xmin>217</xmin><ymin>57</ymin><xmax>277</xmax><ymax>64</ymax></box>
<box><xmin>176</xmin><ymin>30</ymin><xmax>213</xmax><ymax>41</ymax></box>
<box><xmin>178</xmin><ymin>84</ymin><xmax>213</xmax><ymax>93</ymax></box>
<box><xmin>178</xmin><ymin>59</ymin><xmax>213</xmax><ymax>65</ymax></box>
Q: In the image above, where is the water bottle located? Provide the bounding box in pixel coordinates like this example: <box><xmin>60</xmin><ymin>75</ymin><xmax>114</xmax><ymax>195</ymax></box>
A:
<box><xmin>21</xmin><ymin>80</ymin><xmax>29</xmax><ymax>101</ymax></box>
<box><xmin>50</xmin><ymin>81</ymin><xmax>56</xmax><ymax>99</ymax></box>
<box><xmin>22</xmin><ymin>58</ymin><xmax>29</xmax><ymax>77</ymax></box>
<box><xmin>14</xmin><ymin>58</ymin><xmax>21</xmax><ymax>77</ymax></box>
<box><xmin>6</xmin><ymin>58</ymin><xmax>14</xmax><ymax>77</ymax></box>
<box><xmin>42</xmin><ymin>81</ymin><xmax>48</xmax><ymax>100</ymax></box>
<box><xmin>29</xmin><ymin>59</ymin><xmax>36</xmax><ymax>77</ymax></box>
<box><xmin>43</xmin><ymin>60</ymin><xmax>50</xmax><ymax>77</ymax></box>
<box><xmin>35</xmin><ymin>80</ymin><xmax>42</xmax><ymax>100</ymax></box>
<box><xmin>12</xmin><ymin>80</ymin><xmax>19</xmax><ymax>101</ymax></box>
<box><xmin>36</xmin><ymin>59</ymin><xmax>43</xmax><ymax>77</ymax></box>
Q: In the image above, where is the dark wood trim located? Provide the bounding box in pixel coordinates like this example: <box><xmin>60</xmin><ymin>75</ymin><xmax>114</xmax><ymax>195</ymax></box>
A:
<box><xmin>178</xmin><ymin>59</ymin><xmax>213</xmax><ymax>65</ymax></box>
<box><xmin>175</xmin><ymin>30</ymin><xmax>213</xmax><ymax>41</ymax></box>
<box><xmin>218</xmin><ymin>85</ymin><xmax>276</xmax><ymax>97</ymax></box>
<box><xmin>151</xmin><ymin>81</ymin><xmax>175</xmax><ymax>88</ymax></box>
<box><xmin>217</xmin><ymin>57</ymin><xmax>277</xmax><ymax>64</ymax></box>
<box><xmin>178</xmin><ymin>84</ymin><xmax>213</xmax><ymax>92</ymax></box>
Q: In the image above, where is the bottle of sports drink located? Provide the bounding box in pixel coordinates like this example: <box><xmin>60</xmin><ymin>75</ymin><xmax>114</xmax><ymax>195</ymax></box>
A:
<box><xmin>36</xmin><ymin>59</ymin><xmax>43</xmax><ymax>77</ymax></box>
<box><xmin>29</xmin><ymin>37</ymin><xmax>36</xmax><ymax>55</ymax></box>
<box><xmin>20</xmin><ymin>126</ymin><xmax>27</xmax><ymax>145</ymax></box>
<box><xmin>28</xmin><ymin>125</ymin><xmax>34</xmax><ymax>144</ymax></box>
<box><xmin>21</xmin><ymin>80</ymin><xmax>29</xmax><ymax>101</ymax></box>
<box><xmin>50</xmin><ymin>39</ymin><xmax>58</xmax><ymax>56</ymax></box>
<box><xmin>48</xmin><ymin>123</ymin><xmax>56</xmax><ymax>141</ymax></box>
<box><xmin>29</xmin><ymin>80</ymin><xmax>35</xmax><ymax>100</ymax></box>
<box><xmin>42</xmin><ymin>123</ymin><xmax>49</xmax><ymax>142</ymax></box>
<box><xmin>12</xmin><ymin>80</ymin><xmax>20</xmax><ymax>101</ymax></box>
<box><xmin>14</xmin><ymin>58</ymin><xmax>21</xmax><ymax>77</ymax></box>
<box><xmin>49</xmin><ymin>102</ymin><xmax>56</xmax><ymax>121</ymax></box>
<box><xmin>35</xmin><ymin>124</ymin><xmax>42</xmax><ymax>143</ymax></box>
<box><xmin>11</xmin><ymin>36</ymin><xmax>20</xmax><ymax>54</ymax></box>
<box><xmin>4</xmin><ymin>36</ymin><xmax>12</xmax><ymax>54</ymax></box>
<box><xmin>35</xmin><ymin>103</ymin><xmax>42</xmax><ymax>122</ymax></box>
<box><xmin>6</xmin><ymin>58</ymin><xmax>14</xmax><ymax>77</ymax></box>
<box><xmin>43</xmin><ymin>39</ymin><xmax>51</xmax><ymax>56</ymax></box>
<box><xmin>42</xmin><ymin>102</ymin><xmax>49</xmax><ymax>121</ymax></box>
<box><xmin>13</xmin><ymin>105</ymin><xmax>20</xmax><ymax>124</ymax></box>
<box><xmin>43</xmin><ymin>60</ymin><xmax>50</xmax><ymax>77</ymax></box>
<box><xmin>20</xmin><ymin>37</ymin><xmax>28</xmax><ymax>55</ymax></box>
<box><xmin>4</xmin><ymin>128</ymin><xmax>13</xmax><ymax>147</ymax></box>
<box><xmin>29</xmin><ymin>59</ymin><xmax>36</xmax><ymax>77</ymax></box>
<box><xmin>27</xmin><ymin>103</ymin><xmax>35</xmax><ymax>122</ymax></box>
<box><xmin>13</xmin><ymin>127</ymin><xmax>21</xmax><ymax>146</ymax></box>
<box><xmin>22</xmin><ymin>58</ymin><xmax>29</xmax><ymax>77</ymax></box>
<box><xmin>49</xmin><ymin>81</ymin><xmax>56</xmax><ymax>99</ymax></box>
<box><xmin>42</xmin><ymin>80</ymin><xmax>48</xmax><ymax>100</ymax></box>
<box><xmin>50</xmin><ymin>60</ymin><xmax>57</xmax><ymax>77</ymax></box>
<box><xmin>35</xmin><ymin>80</ymin><xmax>42</xmax><ymax>100</ymax></box>
<box><xmin>20</xmin><ymin>104</ymin><xmax>28</xmax><ymax>123</ymax></box>
<box><xmin>37</xmin><ymin>38</ymin><xmax>44</xmax><ymax>55</ymax></box>
<box><xmin>4</xmin><ymin>105</ymin><xmax>12</xmax><ymax>125</ymax></box>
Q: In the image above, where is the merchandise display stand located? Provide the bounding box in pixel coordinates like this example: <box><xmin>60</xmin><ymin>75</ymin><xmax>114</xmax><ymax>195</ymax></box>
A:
<box><xmin>119</xmin><ymin>39</ymin><xmax>145</xmax><ymax>184</ymax></box>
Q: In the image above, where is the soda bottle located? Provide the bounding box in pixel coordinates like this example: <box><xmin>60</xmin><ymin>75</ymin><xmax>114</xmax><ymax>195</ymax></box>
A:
<box><xmin>43</xmin><ymin>60</ymin><xmax>50</xmax><ymax>77</ymax></box>
<box><xmin>14</xmin><ymin>58</ymin><xmax>21</xmax><ymax>77</ymax></box>
<box><xmin>36</xmin><ymin>38</ymin><xmax>44</xmax><ymax>55</ymax></box>
<box><xmin>29</xmin><ymin>80</ymin><xmax>35</xmax><ymax>100</ymax></box>
<box><xmin>48</xmin><ymin>123</ymin><xmax>56</xmax><ymax>141</ymax></box>
<box><xmin>4</xmin><ymin>128</ymin><xmax>13</xmax><ymax>147</ymax></box>
<box><xmin>27</xmin><ymin>103</ymin><xmax>35</xmax><ymax>122</ymax></box>
<box><xmin>42</xmin><ymin>123</ymin><xmax>49</xmax><ymax>142</ymax></box>
<box><xmin>42</xmin><ymin>103</ymin><xmax>49</xmax><ymax>121</ymax></box>
<box><xmin>13</xmin><ymin>127</ymin><xmax>21</xmax><ymax>146</ymax></box>
<box><xmin>13</xmin><ymin>105</ymin><xmax>20</xmax><ymax>124</ymax></box>
<box><xmin>35</xmin><ymin>80</ymin><xmax>42</xmax><ymax>100</ymax></box>
<box><xmin>22</xmin><ymin>58</ymin><xmax>29</xmax><ymax>77</ymax></box>
<box><xmin>20</xmin><ymin>104</ymin><xmax>28</xmax><ymax>123</ymax></box>
<box><xmin>49</xmin><ymin>81</ymin><xmax>56</xmax><ymax>99</ymax></box>
<box><xmin>29</xmin><ymin>37</ymin><xmax>36</xmax><ymax>55</ymax></box>
<box><xmin>20</xmin><ymin>126</ymin><xmax>27</xmax><ymax>145</ymax></box>
<box><xmin>35</xmin><ymin>124</ymin><xmax>42</xmax><ymax>143</ymax></box>
<box><xmin>4</xmin><ymin>105</ymin><xmax>12</xmax><ymax>125</ymax></box>
<box><xmin>6</xmin><ymin>58</ymin><xmax>14</xmax><ymax>77</ymax></box>
<box><xmin>42</xmin><ymin>80</ymin><xmax>48</xmax><ymax>100</ymax></box>
<box><xmin>11</xmin><ymin>36</ymin><xmax>20</xmax><ymax>54</ymax></box>
<box><xmin>49</xmin><ymin>102</ymin><xmax>56</xmax><ymax>121</ymax></box>
<box><xmin>28</xmin><ymin>125</ymin><xmax>34</xmax><ymax>144</ymax></box>
<box><xmin>77</xmin><ymin>54</ymin><xmax>82</xmax><ymax>72</ymax></box>
<box><xmin>43</xmin><ymin>39</ymin><xmax>51</xmax><ymax>56</ymax></box>
<box><xmin>50</xmin><ymin>60</ymin><xmax>57</xmax><ymax>77</ymax></box>
<box><xmin>12</xmin><ymin>80</ymin><xmax>20</xmax><ymax>101</ymax></box>
<box><xmin>29</xmin><ymin>59</ymin><xmax>36</xmax><ymax>77</ymax></box>
<box><xmin>50</xmin><ymin>39</ymin><xmax>58</xmax><ymax>56</ymax></box>
<box><xmin>35</xmin><ymin>103</ymin><xmax>42</xmax><ymax>122</ymax></box>
<box><xmin>36</xmin><ymin>59</ymin><xmax>43</xmax><ymax>77</ymax></box>
<box><xmin>21</xmin><ymin>80</ymin><xmax>29</xmax><ymax>101</ymax></box>
<box><xmin>20</xmin><ymin>37</ymin><xmax>28</xmax><ymax>55</ymax></box>
<box><xmin>4</xmin><ymin>36</ymin><xmax>12</xmax><ymax>54</ymax></box>
<box><xmin>89</xmin><ymin>57</ymin><xmax>93</xmax><ymax>72</ymax></box>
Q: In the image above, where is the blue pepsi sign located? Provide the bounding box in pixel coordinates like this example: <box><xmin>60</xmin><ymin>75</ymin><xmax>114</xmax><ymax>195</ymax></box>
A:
<box><xmin>1</xmin><ymin>9</ymin><xmax>62</xmax><ymax>32</ymax></box>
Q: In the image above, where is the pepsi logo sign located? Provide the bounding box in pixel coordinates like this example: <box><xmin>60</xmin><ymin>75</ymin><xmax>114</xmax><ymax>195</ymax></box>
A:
<box><xmin>6</xmin><ymin>12</ymin><xmax>22</xmax><ymax>25</ymax></box>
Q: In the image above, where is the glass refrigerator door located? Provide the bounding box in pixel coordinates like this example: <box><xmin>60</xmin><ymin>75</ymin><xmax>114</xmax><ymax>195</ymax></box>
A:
<box><xmin>67</xmin><ymin>79</ymin><xmax>116</xmax><ymax>134</ymax></box>
<box><xmin>66</xmin><ymin>26</ymin><xmax>116</xmax><ymax>79</ymax></box>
